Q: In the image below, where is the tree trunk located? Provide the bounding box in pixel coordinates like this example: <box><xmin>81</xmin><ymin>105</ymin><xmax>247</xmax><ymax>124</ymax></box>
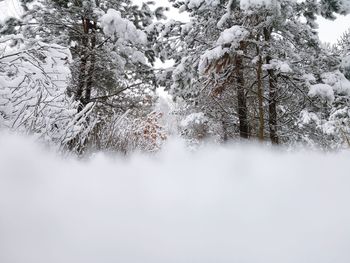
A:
<box><xmin>76</xmin><ymin>17</ymin><xmax>90</xmax><ymax>112</ymax></box>
<box><xmin>264</xmin><ymin>27</ymin><xmax>279</xmax><ymax>145</ymax></box>
<box><xmin>235</xmin><ymin>42</ymin><xmax>249</xmax><ymax>139</ymax></box>
<box><xmin>69</xmin><ymin>17</ymin><xmax>93</xmax><ymax>153</ymax></box>
<box><xmin>222</xmin><ymin>118</ymin><xmax>228</xmax><ymax>142</ymax></box>
<box><xmin>257</xmin><ymin>53</ymin><xmax>264</xmax><ymax>141</ymax></box>
<box><xmin>85</xmin><ymin>20</ymin><xmax>97</xmax><ymax>105</ymax></box>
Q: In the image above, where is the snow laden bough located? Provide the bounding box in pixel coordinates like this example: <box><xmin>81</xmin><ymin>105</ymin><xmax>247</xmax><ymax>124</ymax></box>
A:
<box><xmin>99</xmin><ymin>9</ymin><xmax>148</xmax><ymax>65</ymax></box>
<box><xmin>300</xmin><ymin>71</ymin><xmax>350</xmax><ymax>148</ymax></box>
<box><xmin>0</xmin><ymin>36</ymin><xmax>93</xmax><ymax>150</ymax></box>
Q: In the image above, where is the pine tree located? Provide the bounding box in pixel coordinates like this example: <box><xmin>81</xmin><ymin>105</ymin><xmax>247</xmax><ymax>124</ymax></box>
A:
<box><xmin>17</xmin><ymin>0</ymin><xmax>167</xmax><ymax>152</ymax></box>
<box><xmin>159</xmin><ymin>0</ymin><xmax>349</xmax><ymax>147</ymax></box>
<box><xmin>319</xmin><ymin>0</ymin><xmax>350</xmax><ymax>19</ymax></box>
<box><xmin>158</xmin><ymin>1</ymin><xmax>301</xmax><ymax>143</ymax></box>
<box><xmin>338</xmin><ymin>28</ymin><xmax>350</xmax><ymax>80</ymax></box>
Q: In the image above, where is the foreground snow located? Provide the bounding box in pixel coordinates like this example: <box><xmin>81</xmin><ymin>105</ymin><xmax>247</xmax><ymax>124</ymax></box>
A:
<box><xmin>0</xmin><ymin>133</ymin><xmax>350</xmax><ymax>263</ymax></box>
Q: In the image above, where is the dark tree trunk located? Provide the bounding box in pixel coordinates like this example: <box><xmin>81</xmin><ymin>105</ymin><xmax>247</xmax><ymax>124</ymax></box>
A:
<box><xmin>69</xmin><ymin>17</ymin><xmax>94</xmax><ymax>153</ymax></box>
<box><xmin>266</xmin><ymin>59</ymin><xmax>279</xmax><ymax>144</ymax></box>
<box><xmin>257</xmin><ymin>53</ymin><xmax>264</xmax><ymax>141</ymax></box>
<box><xmin>222</xmin><ymin>118</ymin><xmax>228</xmax><ymax>142</ymax></box>
<box><xmin>85</xmin><ymin>20</ymin><xmax>97</xmax><ymax>105</ymax></box>
<box><xmin>235</xmin><ymin>42</ymin><xmax>249</xmax><ymax>139</ymax></box>
<box><xmin>76</xmin><ymin>17</ymin><xmax>90</xmax><ymax>112</ymax></box>
<box><xmin>264</xmin><ymin>27</ymin><xmax>279</xmax><ymax>145</ymax></box>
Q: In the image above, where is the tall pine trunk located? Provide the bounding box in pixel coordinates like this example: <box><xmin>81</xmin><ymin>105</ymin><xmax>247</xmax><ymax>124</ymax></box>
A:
<box><xmin>264</xmin><ymin>28</ymin><xmax>279</xmax><ymax>144</ymax></box>
<box><xmin>69</xmin><ymin>17</ymin><xmax>94</xmax><ymax>153</ymax></box>
<box><xmin>257</xmin><ymin>52</ymin><xmax>264</xmax><ymax>141</ymax></box>
<box><xmin>85</xmin><ymin>21</ymin><xmax>97</xmax><ymax>105</ymax></box>
<box><xmin>76</xmin><ymin>17</ymin><xmax>90</xmax><ymax>112</ymax></box>
<box><xmin>235</xmin><ymin>42</ymin><xmax>249</xmax><ymax>139</ymax></box>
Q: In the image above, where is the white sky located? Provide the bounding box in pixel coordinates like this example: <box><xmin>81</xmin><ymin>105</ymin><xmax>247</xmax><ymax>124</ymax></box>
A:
<box><xmin>317</xmin><ymin>15</ymin><xmax>350</xmax><ymax>44</ymax></box>
<box><xmin>0</xmin><ymin>0</ymin><xmax>349</xmax><ymax>44</ymax></box>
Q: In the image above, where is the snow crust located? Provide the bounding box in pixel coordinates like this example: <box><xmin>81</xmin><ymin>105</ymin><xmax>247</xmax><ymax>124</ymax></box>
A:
<box><xmin>1</xmin><ymin>133</ymin><xmax>350</xmax><ymax>263</ymax></box>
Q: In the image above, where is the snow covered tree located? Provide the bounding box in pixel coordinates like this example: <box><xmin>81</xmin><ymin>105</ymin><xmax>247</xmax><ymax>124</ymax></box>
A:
<box><xmin>22</xmin><ymin>0</ymin><xmax>159</xmax><ymax>104</ymax></box>
<box><xmin>157</xmin><ymin>0</ymin><xmax>250</xmax><ymax>142</ymax></box>
<box><xmin>2</xmin><ymin>0</ymin><xmax>350</xmax><ymax>151</ymax></box>
<box><xmin>157</xmin><ymin>0</ymin><xmax>350</xmax><ymax>148</ymax></box>
<box><xmin>297</xmin><ymin>30</ymin><xmax>350</xmax><ymax>149</ymax></box>
<box><xmin>157</xmin><ymin>1</ymin><xmax>297</xmax><ymax>143</ymax></box>
<box><xmin>14</xmin><ymin>0</ymin><xmax>168</xmax><ymax>153</ymax></box>
<box><xmin>338</xmin><ymin>28</ymin><xmax>350</xmax><ymax>80</ymax></box>
<box><xmin>319</xmin><ymin>0</ymin><xmax>350</xmax><ymax>19</ymax></box>
<box><xmin>290</xmin><ymin>1</ymin><xmax>350</xmax><ymax>148</ymax></box>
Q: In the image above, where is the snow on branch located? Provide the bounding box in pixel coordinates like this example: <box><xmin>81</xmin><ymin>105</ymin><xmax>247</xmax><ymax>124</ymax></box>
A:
<box><xmin>100</xmin><ymin>9</ymin><xmax>147</xmax><ymax>45</ymax></box>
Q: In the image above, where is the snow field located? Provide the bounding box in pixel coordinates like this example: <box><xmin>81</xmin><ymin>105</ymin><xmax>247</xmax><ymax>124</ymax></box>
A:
<box><xmin>0</xmin><ymin>133</ymin><xmax>350</xmax><ymax>263</ymax></box>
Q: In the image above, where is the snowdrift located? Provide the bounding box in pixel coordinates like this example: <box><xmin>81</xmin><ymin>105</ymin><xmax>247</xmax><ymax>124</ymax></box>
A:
<box><xmin>0</xmin><ymin>133</ymin><xmax>349</xmax><ymax>263</ymax></box>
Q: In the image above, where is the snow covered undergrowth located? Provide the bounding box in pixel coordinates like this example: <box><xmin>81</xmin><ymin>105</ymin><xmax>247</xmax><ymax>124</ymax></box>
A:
<box><xmin>0</xmin><ymin>133</ymin><xmax>350</xmax><ymax>263</ymax></box>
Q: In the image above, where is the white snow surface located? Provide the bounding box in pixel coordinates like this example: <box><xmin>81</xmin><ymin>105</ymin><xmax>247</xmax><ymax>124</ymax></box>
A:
<box><xmin>1</xmin><ymin>132</ymin><xmax>350</xmax><ymax>263</ymax></box>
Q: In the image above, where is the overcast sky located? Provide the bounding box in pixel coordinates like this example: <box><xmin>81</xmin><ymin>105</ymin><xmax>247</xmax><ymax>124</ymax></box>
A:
<box><xmin>134</xmin><ymin>0</ymin><xmax>350</xmax><ymax>45</ymax></box>
<box><xmin>0</xmin><ymin>0</ymin><xmax>349</xmax><ymax>44</ymax></box>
